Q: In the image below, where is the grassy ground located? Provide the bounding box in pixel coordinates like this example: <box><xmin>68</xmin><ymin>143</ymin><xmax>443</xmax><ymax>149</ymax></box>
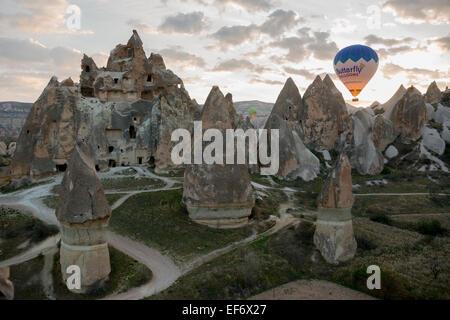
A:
<box><xmin>113</xmin><ymin>168</ymin><xmax>137</xmax><ymax>176</ymax></box>
<box><xmin>10</xmin><ymin>246</ymin><xmax>152</xmax><ymax>300</ymax></box>
<box><xmin>352</xmin><ymin>195</ymin><xmax>450</xmax><ymax>217</ymax></box>
<box><xmin>0</xmin><ymin>180</ymin><xmax>48</xmax><ymax>194</ymax></box>
<box><xmin>147</xmin><ymin>166</ymin><xmax>185</xmax><ymax>177</ymax></box>
<box><xmin>352</xmin><ymin>169</ymin><xmax>450</xmax><ymax>194</ymax></box>
<box><xmin>9</xmin><ymin>254</ymin><xmax>48</xmax><ymax>300</ymax></box>
<box><xmin>110</xmin><ymin>189</ymin><xmax>257</xmax><ymax>264</ymax></box>
<box><xmin>252</xmin><ymin>188</ymin><xmax>288</xmax><ymax>219</ymax></box>
<box><xmin>51</xmin><ymin>246</ymin><xmax>152</xmax><ymax>299</ymax></box>
<box><xmin>42</xmin><ymin>193</ymin><xmax>125</xmax><ymax>210</ymax></box>
<box><xmin>101</xmin><ymin>177</ymin><xmax>165</xmax><ymax>191</ymax></box>
<box><xmin>153</xmin><ymin>218</ymin><xmax>450</xmax><ymax>300</ymax></box>
<box><xmin>0</xmin><ymin>207</ymin><xmax>58</xmax><ymax>261</ymax></box>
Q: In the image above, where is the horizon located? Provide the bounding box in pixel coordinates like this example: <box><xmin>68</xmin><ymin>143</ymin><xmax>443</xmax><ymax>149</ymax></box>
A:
<box><xmin>0</xmin><ymin>0</ymin><xmax>449</xmax><ymax>104</ymax></box>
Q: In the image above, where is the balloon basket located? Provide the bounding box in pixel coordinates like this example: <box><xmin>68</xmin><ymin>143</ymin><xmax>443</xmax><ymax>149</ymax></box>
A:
<box><xmin>352</xmin><ymin>98</ymin><xmax>359</xmax><ymax>102</ymax></box>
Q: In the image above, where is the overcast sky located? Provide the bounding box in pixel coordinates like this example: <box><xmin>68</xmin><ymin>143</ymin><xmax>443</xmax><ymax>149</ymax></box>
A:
<box><xmin>0</xmin><ymin>0</ymin><xmax>449</xmax><ymax>104</ymax></box>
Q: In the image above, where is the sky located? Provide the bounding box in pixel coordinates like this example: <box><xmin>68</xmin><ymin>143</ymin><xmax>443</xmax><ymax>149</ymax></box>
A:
<box><xmin>0</xmin><ymin>0</ymin><xmax>449</xmax><ymax>105</ymax></box>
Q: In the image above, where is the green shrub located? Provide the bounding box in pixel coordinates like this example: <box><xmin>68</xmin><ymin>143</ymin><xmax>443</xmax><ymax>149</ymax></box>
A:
<box><xmin>370</xmin><ymin>212</ymin><xmax>392</xmax><ymax>225</ymax></box>
<box><xmin>416</xmin><ymin>219</ymin><xmax>446</xmax><ymax>236</ymax></box>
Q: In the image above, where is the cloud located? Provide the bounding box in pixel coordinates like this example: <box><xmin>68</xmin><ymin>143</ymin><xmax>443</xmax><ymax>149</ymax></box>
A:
<box><xmin>259</xmin><ymin>10</ymin><xmax>302</xmax><ymax>37</ymax></box>
<box><xmin>332</xmin><ymin>19</ymin><xmax>356</xmax><ymax>34</ymax></box>
<box><xmin>270</xmin><ymin>30</ymin><xmax>338</xmax><ymax>62</ymax></box>
<box><xmin>377</xmin><ymin>45</ymin><xmax>425</xmax><ymax>57</ymax></box>
<box><xmin>428</xmin><ymin>33</ymin><xmax>450</xmax><ymax>52</ymax></box>
<box><xmin>0</xmin><ymin>0</ymin><xmax>92</xmax><ymax>34</ymax></box>
<box><xmin>249</xmin><ymin>77</ymin><xmax>284</xmax><ymax>85</ymax></box>
<box><xmin>382</xmin><ymin>0</ymin><xmax>450</xmax><ymax>24</ymax></box>
<box><xmin>381</xmin><ymin>62</ymin><xmax>448</xmax><ymax>80</ymax></box>
<box><xmin>212</xmin><ymin>58</ymin><xmax>270</xmax><ymax>73</ymax></box>
<box><xmin>215</xmin><ymin>0</ymin><xmax>274</xmax><ymax>11</ymax></box>
<box><xmin>0</xmin><ymin>37</ymin><xmax>81</xmax><ymax>73</ymax></box>
<box><xmin>364</xmin><ymin>34</ymin><xmax>415</xmax><ymax>46</ymax></box>
<box><xmin>127</xmin><ymin>19</ymin><xmax>156</xmax><ymax>33</ymax></box>
<box><xmin>210</xmin><ymin>24</ymin><xmax>259</xmax><ymax>48</ymax></box>
<box><xmin>271</xmin><ymin>37</ymin><xmax>310</xmax><ymax>62</ymax></box>
<box><xmin>155</xmin><ymin>46</ymin><xmax>206</xmax><ymax>70</ymax></box>
<box><xmin>306</xmin><ymin>31</ymin><xmax>338</xmax><ymax>60</ymax></box>
<box><xmin>283</xmin><ymin>66</ymin><xmax>316</xmax><ymax>80</ymax></box>
<box><xmin>0</xmin><ymin>72</ymin><xmax>49</xmax><ymax>102</ymax></box>
<box><xmin>210</xmin><ymin>9</ymin><xmax>303</xmax><ymax>49</ymax></box>
<box><xmin>158</xmin><ymin>11</ymin><xmax>208</xmax><ymax>34</ymax></box>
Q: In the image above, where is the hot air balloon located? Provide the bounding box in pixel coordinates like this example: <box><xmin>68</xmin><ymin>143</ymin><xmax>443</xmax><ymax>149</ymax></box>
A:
<box><xmin>333</xmin><ymin>44</ymin><xmax>379</xmax><ymax>102</ymax></box>
<box><xmin>248</xmin><ymin>107</ymin><xmax>257</xmax><ymax>119</ymax></box>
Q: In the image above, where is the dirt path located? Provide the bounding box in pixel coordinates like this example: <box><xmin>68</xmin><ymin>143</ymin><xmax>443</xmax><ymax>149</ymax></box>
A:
<box><xmin>103</xmin><ymin>232</ymin><xmax>181</xmax><ymax>300</ymax></box>
<box><xmin>249</xmin><ymin>279</ymin><xmax>376</xmax><ymax>300</ymax></box>
<box><xmin>0</xmin><ymin>234</ymin><xmax>60</xmax><ymax>268</ymax></box>
<box><xmin>390</xmin><ymin>212</ymin><xmax>450</xmax><ymax>217</ymax></box>
<box><xmin>181</xmin><ymin>215</ymin><xmax>298</xmax><ymax>275</ymax></box>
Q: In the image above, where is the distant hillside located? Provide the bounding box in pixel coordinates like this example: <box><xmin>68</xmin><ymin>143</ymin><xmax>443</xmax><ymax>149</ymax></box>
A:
<box><xmin>0</xmin><ymin>101</ymin><xmax>32</xmax><ymax>137</ymax></box>
<box><xmin>234</xmin><ymin>100</ymin><xmax>274</xmax><ymax>128</ymax></box>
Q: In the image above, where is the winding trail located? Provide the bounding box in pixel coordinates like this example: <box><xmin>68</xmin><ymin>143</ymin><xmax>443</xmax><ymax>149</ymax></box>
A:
<box><xmin>103</xmin><ymin>232</ymin><xmax>181</xmax><ymax>300</ymax></box>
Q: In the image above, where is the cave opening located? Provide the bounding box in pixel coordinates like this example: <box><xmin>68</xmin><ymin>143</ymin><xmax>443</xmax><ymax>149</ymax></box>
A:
<box><xmin>129</xmin><ymin>125</ymin><xmax>136</xmax><ymax>139</ymax></box>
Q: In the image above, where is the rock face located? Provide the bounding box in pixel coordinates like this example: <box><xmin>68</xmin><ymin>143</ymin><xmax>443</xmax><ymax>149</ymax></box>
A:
<box><xmin>55</xmin><ymin>141</ymin><xmax>111</xmax><ymax>293</ymax></box>
<box><xmin>0</xmin><ymin>141</ymin><xmax>6</xmax><ymax>157</ymax></box>
<box><xmin>300</xmin><ymin>75</ymin><xmax>351</xmax><ymax>151</ymax></box>
<box><xmin>0</xmin><ymin>101</ymin><xmax>32</xmax><ymax>137</ymax></box>
<box><xmin>442</xmin><ymin>121</ymin><xmax>450</xmax><ymax>143</ymax></box>
<box><xmin>348</xmin><ymin>110</ymin><xmax>384</xmax><ymax>175</ymax></box>
<box><xmin>432</xmin><ymin>103</ymin><xmax>450</xmax><ymax>124</ymax></box>
<box><xmin>380</xmin><ymin>85</ymin><xmax>407</xmax><ymax>120</ymax></box>
<box><xmin>264</xmin><ymin>78</ymin><xmax>320</xmax><ymax>181</ymax></box>
<box><xmin>385</xmin><ymin>145</ymin><xmax>399</xmax><ymax>159</ymax></box>
<box><xmin>0</xmin><ymin>267</ymin><xmax>14</xmax><ymax>300</ymax></box>
<box><xmin>390</xmin><ymin>86</ymin><xmax>427</xmax><ymax>143</ymax></box>
<box><xmin>424</xmin><ymin>81</ymin><xmax>442</xmax><ymax>104</ymax></box>
<box><xmin>12</xmin><ymin>30</ymin><xmax>200</xmax><ymax>178</ymax></box>
<box><xmin>372</xmin><ymin>115</ymin><xmax>397</xmax><ymax>151</ymax></box>
<box><xmin>421</xmin><ymin>126</ymin><xmax>445</xmax><ymax>155</ymax></box>
<box><xmin>182</xmin><ymin>87</ymin><xmax>254</xmax><ymax>228</ymax></box>
<box><xmin>269</xmin><ymin>77</ymin><xmax>303</xmax><ymax>131</ymax></box>
<box><xmin>314</xmin><ymin>153</ymin><xmax>357</xmax><ymax>264</ymax></box>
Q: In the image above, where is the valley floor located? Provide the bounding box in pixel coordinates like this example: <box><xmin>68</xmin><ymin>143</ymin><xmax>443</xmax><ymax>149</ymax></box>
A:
<box><xmin>1</xmin><ymin>165</ymin><xmax>449</xmax><ymax>300</ymax></box>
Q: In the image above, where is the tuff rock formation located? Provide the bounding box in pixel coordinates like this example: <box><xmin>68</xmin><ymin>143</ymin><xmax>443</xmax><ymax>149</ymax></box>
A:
<box><xmin>182</xmin><ymin>87</ymin><xmax>254</xmax><ymax>228</ymax></box>
<box><xmin>12</xmin><ymin>30</ymin><xmax>200</xmax><ymax>178</ymax></box>
<box><xmin>0</xmin><ymin>267</ymin><xmax>14</xmax><ymax>300</ymax></box>
<box><xmin>0</xmin><ymin>141</ymin><xmax>6</xmax><ymax>157</ymax></box>
<box><xmin>314</xmin><ymin>153</ymin><xmax>357</xmax><ymax>264</ymax></box>
<box><xmin>379</xmin><ymin>85</ymin><xmax>407</xmax><ymax>120</ymax></box>
<box><xmin>264</xmin><ymin>78</ymin><xmax>320</xmax><ymax>181</ymax></box>
<box><xmin>389</xmin><ymin>86</ymin><xmax>427</xmax><ymax>143</ymax></box>
<box><xmin>269</xmin><ymin>77</ymin><xmax>303</xmax><ymax>131</ymax></box>
<box><xmin>424</xmin><ymin>81</ymin><xmax>442</xmax><ymax>104</ymax></box>
<box><xmin>55</xmin><ymin>141</ymin><xmax>111</xmax><ymax>293</ymax></box>
<box><xmin>348</xmin><ymin>110</ymin><xmax>384</xmax><ymax>175</ymax></box>
<box><xmin>300</xmin><ymin>75</ymin><xmax>352</xmax><ymax>151</ymax></box>
<box><xmin>421</xmin><ymin>126</ymin><xmax>445</xmax><ymax>155</ymax></box>
<box><xmin>372</xmin><ymin>115</ymin><xmax>397</xmax><ymax>152</ymax></box>
<box><xmin>385</xmin><ymin>145</ymin><xmax>399</xmax><ymax>159</ymax></box>
<box><xmin>432</xmin><ymin>103</ymin><xmax>450</xmax><ymax>124</ymax></box>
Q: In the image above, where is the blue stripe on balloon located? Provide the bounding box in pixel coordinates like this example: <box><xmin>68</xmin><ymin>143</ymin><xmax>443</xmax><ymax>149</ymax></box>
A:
<box><xmin>333</xmin><ymin>44</ymin><xmax>379</xmax><ymax>65</ymax></box>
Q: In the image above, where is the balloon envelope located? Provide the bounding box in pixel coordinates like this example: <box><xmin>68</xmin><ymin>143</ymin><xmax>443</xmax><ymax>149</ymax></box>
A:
<box><xmin>333</xmin><ymin>45</ymin><xmax>379</xmax><ymax>97</ymax></box>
